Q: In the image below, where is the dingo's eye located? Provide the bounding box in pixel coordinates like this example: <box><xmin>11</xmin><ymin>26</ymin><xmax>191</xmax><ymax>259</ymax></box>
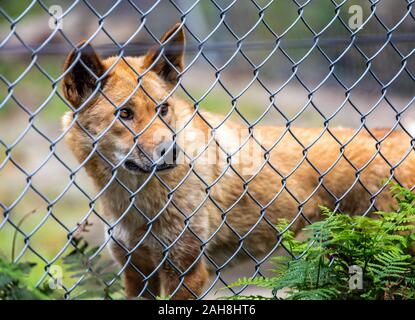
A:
<box><xmin>119</xmin><ymin>108</ymin><xmax>133</xmax><ymax>120</ymax></box>
<box><xmin>160</xmin><ymin>103</ymin><xmax>169</xmax><ymax>117</ymax></box>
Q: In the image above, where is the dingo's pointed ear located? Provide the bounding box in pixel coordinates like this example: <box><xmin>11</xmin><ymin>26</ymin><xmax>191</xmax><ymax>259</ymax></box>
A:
<box><xmin>144</xmin><ymin>23</ymin><xmax>185</xmax><ymax>85</ymax></box>
<box><xmin>62</xmin><ymin>41</ymin><xmax>106</xmax><ymax>108</ymax></box>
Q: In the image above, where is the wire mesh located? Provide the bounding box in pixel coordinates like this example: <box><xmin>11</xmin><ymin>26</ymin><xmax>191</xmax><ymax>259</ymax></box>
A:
<box><xmin>0</xmin><ymin>0</ymin><xmax>414</xmax><ymax>299</ymax></box>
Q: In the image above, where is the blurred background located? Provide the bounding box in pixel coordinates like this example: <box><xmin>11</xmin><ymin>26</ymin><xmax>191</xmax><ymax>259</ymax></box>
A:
<box><xmin>0</xmin><ymin>0</ymin><xmax>414</xmax><ymax>298</ymax></box>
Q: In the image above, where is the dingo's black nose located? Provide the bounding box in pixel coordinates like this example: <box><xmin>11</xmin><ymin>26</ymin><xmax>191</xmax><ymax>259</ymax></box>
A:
<box><xmin>155</xmin><ymin>141</ymin><xmax>179</xmax><ymax>165</ymax></box>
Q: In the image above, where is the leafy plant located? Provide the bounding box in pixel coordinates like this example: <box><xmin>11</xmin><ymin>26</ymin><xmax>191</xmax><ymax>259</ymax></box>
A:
<box><xmin>60</xmin><ymin>237</ymin><xmax>124</xmax><ymax>300</ymax></box>
<box><xmin>0</xmin><ymin>254</ymin><xmax>53</xmax><ymax>300</ymax></box>
<box><xmin>227</xmin><ymin>184</ymin><xmax>415</xmax><ymax>300</ymax></box>
<box><xmin>0</xmin><ymin>237</ymin><xmax>124</xmax><ymax>300</ymax></box>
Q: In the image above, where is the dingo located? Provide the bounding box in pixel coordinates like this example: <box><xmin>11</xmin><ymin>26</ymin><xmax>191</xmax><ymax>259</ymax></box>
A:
<box><xmin>62</xmin><ymin>23</ymin><xmax>415</xmax><ymax>299</ymax></box>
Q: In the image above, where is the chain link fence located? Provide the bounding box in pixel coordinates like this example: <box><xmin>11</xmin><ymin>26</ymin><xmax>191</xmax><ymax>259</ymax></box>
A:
<box><xmin>0</xmin><ymin>0</ymin><xmax>414</xmax><ymax>299</ymax></box>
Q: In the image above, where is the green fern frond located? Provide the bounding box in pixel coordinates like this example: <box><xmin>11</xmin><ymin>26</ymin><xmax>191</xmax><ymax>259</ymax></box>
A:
<box><xmin>228</xmin><ymin>183</ymin><xmax>415</xmax><ymax>300</ymax></box>
<box><xmin>227</xmin><ymin>276</ymin><xmax>277</xmax><ymax>289</ymax></box>
<box><xmin>287</xmin><ymin>287</ymin><xmax>340</xmax><ymax>300</ymax></box>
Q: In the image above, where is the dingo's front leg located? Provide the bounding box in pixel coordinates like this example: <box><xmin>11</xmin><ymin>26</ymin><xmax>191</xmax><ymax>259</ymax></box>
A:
<box><xmin>160</xmin><ymin>259</ymin><xmax>209</xmax><ymax>300</ymax></box>
<box><xmin>109</xmin><ymin>242</ymin><xmax>160</xmax><ymax>299</ymax></box>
